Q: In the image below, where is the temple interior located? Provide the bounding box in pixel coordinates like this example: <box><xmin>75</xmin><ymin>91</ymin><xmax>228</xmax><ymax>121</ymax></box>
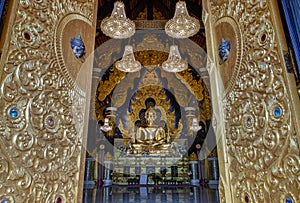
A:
<box><xmin>0</xmin><ymin>0</ymin><xmax>299</xmax><ymax>202</ymax></box>
<box><xmin>83</xmin><ymin>0</ymin><xmax>219</xmax><ymax>202</ymax></box>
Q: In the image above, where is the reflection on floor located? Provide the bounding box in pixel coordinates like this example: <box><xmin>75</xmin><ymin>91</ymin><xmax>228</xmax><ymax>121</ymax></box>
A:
<box><xmin>83</xmin><ymin>186</ymin><xmax>219</xmax><ymax>203</ymax></box>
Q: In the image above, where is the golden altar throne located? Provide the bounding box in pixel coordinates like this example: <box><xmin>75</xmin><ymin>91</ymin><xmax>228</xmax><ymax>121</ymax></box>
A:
<box><xmin>111</xmin><ymin>84</ymin><xmax>190</xmax><ymax>185</ymax></box>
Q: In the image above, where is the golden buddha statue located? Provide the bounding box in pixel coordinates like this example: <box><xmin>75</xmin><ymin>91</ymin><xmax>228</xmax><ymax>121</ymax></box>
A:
<box><xmin>129</xmin><ymin>107</ymin><xmax>170</xmax><ymax>154</ymax></box>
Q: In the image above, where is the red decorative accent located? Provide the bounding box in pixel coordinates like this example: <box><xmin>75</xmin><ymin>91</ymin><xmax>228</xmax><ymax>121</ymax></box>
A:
<box><xmin>261</xmin><ymin>34</ymin><xmax>267</xmax><ymax>42</ymax></box>
<box><xmin>56</xmin><ymin>197</ymin><xmax>62</xmax><ymax>203</ymax></box>
<box><xmin>23</xmin><ymin>32</ymin><xmax>31</xmax><ymax>41</ymax></box>
<box><xmin>98</xmin><ymin>178</ymin><xmax>104</xmax><ymax>187</ymax></box>
<box><xmin>245</xmin><ymin>195</ymin><xmax>249</xmax><ymax>203</ymax></box>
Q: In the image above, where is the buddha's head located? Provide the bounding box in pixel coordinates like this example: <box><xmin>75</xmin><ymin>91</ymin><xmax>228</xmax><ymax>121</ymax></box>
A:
<box><xmin>145</xmin><ymin>107</ymin><xmax>157</xmax><ymax>124</ymax></box>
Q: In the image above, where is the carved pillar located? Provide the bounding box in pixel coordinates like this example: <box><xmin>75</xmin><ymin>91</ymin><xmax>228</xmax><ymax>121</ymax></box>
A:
<box><xmin>97</xmin><ymin>144</ymin><xmax>105</xmax><ymax>186</ymax></box>
<box><xmin>103</xmin><ymin>152</ymin><xmax>113</xmax><ymax>186</ymax></box>
<box><xmin>196</xmin><ymin>144</ymin><xmax>205</xmax><ymax>186</ymax></box>
<box><xmin>207</xmin><ymin>158</ymin><xmax>219</xmax><ymax>186</ymax></box>
<box><xmin>189</xmin><ymin>152</ymin><xmax>200</xmax><ymax>185</ymax></box>
<box><xmin>84</xmin><ymin>155</ymin><xmax>96</xmax><ymax>188</ymax></box>
<box><xmin>82</xmin><ymin>187</ymin><xmax>96</xmax><ymax>203</ymax></box>
<box><xmin>204</xmin><ymin>147</ymin><xmax>219</xmax><ymax>186</ymax></box>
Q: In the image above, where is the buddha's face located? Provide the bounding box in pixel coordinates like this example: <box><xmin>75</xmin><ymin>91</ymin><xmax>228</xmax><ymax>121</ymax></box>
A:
<box><xmin>147</xmin><ymin>112</ymin><xmax>155</xmax><ymax>122</ymax></box>
<box><xmin>146</xmin><ymin>110</ymin><xmax>157</xmax><ymax>124</ymax></box>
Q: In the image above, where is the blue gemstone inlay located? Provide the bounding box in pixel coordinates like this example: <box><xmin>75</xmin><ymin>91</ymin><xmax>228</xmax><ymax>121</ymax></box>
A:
<box><xmin>274</xmin><ymin>107</ymin><xmax>281</xmax><ymax>117</ymax></box>
<box><xmin>2</xmin><ymin>200</ymin><xmax>8</xmax><ymax>203</ymax></box>
<box><xmin>286</xmin><ymin>198</ymin><xmax>292</xmax><ymax>203</ymax></box>
<box><xmin>9</xmin><ymin>108</ymin><xmax>18</xmax><ymax>118</ymax></box>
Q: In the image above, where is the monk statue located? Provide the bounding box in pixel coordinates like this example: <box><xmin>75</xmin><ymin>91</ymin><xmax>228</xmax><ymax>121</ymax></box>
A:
<box><xmin>131</xmin><ymin>107</ymin><xmax>170</xmax><ymax>146</ymax></box>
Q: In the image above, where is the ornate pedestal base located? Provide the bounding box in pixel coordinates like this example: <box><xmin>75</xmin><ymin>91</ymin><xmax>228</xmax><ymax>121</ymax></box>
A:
<box><xmin>112</xmin><ymin>139</ymin><xmax>189</xmax><ymax>185</ymax></box>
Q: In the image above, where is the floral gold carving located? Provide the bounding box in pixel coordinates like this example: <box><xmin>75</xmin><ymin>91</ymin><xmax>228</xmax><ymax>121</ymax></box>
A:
<box><xmin>207</xmin><ymin>0</ymin><xmax>300</xmax><ymax>202</ymax></box>
<box><xmin>97</xmin><ymin>65</ymin><xmax>127</xmax><ymax>101</ymax></box>
<box><xmin>0</xmin><ymin>0</ymin><xmax>96</xmax><ymax>202</ymax></box>
<box><xmin>176</xmin><ymin>68</ymin><xmax>204</xmax><ymax>101</ymax></box>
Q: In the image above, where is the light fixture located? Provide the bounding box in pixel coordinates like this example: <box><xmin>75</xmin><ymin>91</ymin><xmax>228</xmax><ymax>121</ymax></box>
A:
<box><xmin>115</xmin><ymin>45</ymin><xmax>142</xmax><ymax>72</ymax></box>
<box><xmin>190</xmin><ymin>118</ymin><xmax>202</xmax><ymax>132</ymax></box>
<box><xmin>165</xmin><ymin>1</ymin><xmax>200</xmax><ymax>38</ymax></box>
<box><xmin>100</xmin><ymin>1</ymin><xmax>135</xmax><ymax>39</ymax></box>
<box><xmin>100</xmin><ymin>118</ymin><xmax>112</xmax><ymax>132</ymax></box>
<box><xmin>162</xmin><ymin>45</ymin><xmax>187</xmax><ymax>72</ymax></box>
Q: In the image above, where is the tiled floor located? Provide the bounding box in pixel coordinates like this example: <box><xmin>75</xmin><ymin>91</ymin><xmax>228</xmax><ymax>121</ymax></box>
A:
<box><xmin>83</xmin><ymin>185</ymin><xmax>219</xmax><ymax>203</ymax></box>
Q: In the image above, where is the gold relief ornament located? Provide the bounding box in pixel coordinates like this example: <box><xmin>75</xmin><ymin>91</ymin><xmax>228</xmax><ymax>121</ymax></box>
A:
<box><xmin>134</xmin><ymin>50</ymin><xmax>168</xmax><ymax>67</ymax></box>
<box><xmin>135</xmin><ymin>34</ymin><xmax>168</xmax><ymax>52</ymax></box>
<box><xmin>209</xmin><ymin>0</ymin><xmax>300</xmax><ymax>202</ymax></box>
<box><xmin>176</xmin><ymin>68</ymin><xmax>205</xmax><ymax>101</ymax></box>
<box><xmin>104</xmin><ymin>152</ymin><xmax>113</xmax><ymax>162</ymax></box>
<box><xmin>188</xmin><ymin>152</ymin><xmax>198</xmax><ymax>161</ymax></box>
<box><xmin>97</xmin><ymin>65</ymin><xmax>126</xmax><ymax>101</ymax></box>
<box><xmin>0</xmin><ymin>0</ymin><xmax>95</xmax><ymax>201</ymax></box>
<box><xmin>202</xmin><ymin>86</ymin><xmax>212</xmax><ymax>120</ymax></box>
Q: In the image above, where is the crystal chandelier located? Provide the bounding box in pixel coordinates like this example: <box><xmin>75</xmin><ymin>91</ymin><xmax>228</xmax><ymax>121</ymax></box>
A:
<box><xmin>100</xmin><ymin>1</ymin><xmax>135</xmax><ymax>39</ymax></box>
<box><xmin>190</xmin><ymin>118</ymin><xmax>202</xmax><ymax>132</ymax></box>
<box><xmin>100</xmin><ymin>118</ymin><xmax>112</xmax><ymax>132</ymax></box>
<box><xmin>165</xmin><ymin>1</ymin><xmax>200</xmax><ymax>38</ymax></box>
<box><xmin>162</xmin><ymin>45</ymin><xmax>187</xmax><ymax>72</ymax></box>
<box><xmin>115</xmin><ymin>45</ymin><xmax>142</xmax><ymax>72</ymax></box>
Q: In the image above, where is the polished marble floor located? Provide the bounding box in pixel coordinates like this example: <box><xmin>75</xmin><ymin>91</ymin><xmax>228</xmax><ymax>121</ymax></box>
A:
<box><xmin>83</xmin><ymin>185</ymin><xmax>219</xmax><ymax>203</ymax></box>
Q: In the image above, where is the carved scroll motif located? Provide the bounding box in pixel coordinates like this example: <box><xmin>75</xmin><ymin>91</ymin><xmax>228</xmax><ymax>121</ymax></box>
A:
<box><xmin>0</xmin><ymin>0</ymin><xmax>95</xmax><ymax>202</ymax></box>
<box><xmin>208</xmin><ymin>0</ymin><xmax>300</xmax><ymax>202</ymax></box>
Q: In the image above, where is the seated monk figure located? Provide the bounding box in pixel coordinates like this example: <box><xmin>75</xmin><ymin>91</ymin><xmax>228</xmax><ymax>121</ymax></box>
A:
<box><xmin>132</xmin><ymin>107</ymin><xmax>169</xmax><ymax>146</ymax></box>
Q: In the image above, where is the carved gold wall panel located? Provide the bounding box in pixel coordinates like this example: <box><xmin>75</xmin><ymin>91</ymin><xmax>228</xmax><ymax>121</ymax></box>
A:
<box><xmin>0</xmin><ymin>0</ymin><xmax>97</xmax><ymax>202</ymax></box>
<box><xmin>204</xmin><ymin>0</ymin><xmax>300</xmax><ymax>202</ymax></box>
